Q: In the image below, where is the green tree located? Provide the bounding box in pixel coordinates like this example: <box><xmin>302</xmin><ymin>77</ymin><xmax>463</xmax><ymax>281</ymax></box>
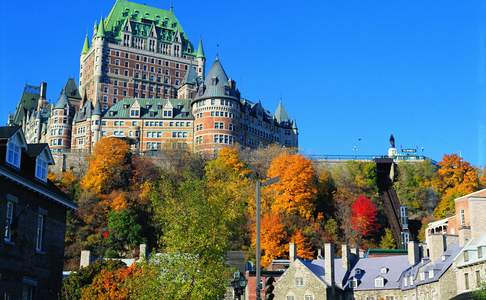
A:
<box><xmin>107</xmin><ymin>209</ymin><xmax>144</xmax><ymax>256</ymax></box>
<box><xmin>125</xmin><ymin>253</ymin><xmax>228</xmax><ymax>300</ymax></box>
<box><xmin>379</xmin><ymin>228</ymin><xmax>396</xmax><ymax>249</ymax></box>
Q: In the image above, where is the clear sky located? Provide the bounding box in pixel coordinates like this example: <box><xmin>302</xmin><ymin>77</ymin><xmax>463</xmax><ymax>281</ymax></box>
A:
<box><xmin>1</xmin><ymin>0</ymin><xmax>484</xmax><ymax>166</ymax></box>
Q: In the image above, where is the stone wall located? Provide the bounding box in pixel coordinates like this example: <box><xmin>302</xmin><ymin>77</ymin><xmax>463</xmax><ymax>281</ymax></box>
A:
<box><xmin>273</xmin><ymin>260</ymin><xmax>328</xmax><ymax>300</ymax></box>
<box><xmin>455</xmin><ymin>261</ymin><xmax>486</xmax><ymax>295</ymax></box>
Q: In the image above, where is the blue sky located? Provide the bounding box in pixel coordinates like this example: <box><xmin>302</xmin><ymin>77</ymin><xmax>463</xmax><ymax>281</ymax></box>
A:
<box><xmin>1</xmin><ymin>0</ymin><xmax>485</xmax><ymax>166</ymax></box>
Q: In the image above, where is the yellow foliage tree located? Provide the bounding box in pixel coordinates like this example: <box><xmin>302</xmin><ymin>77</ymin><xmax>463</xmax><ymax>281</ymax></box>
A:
<box><xmin>480</xmin><ymin>168</ymin><xmax>486</xmax><ymax>188</ymax></box>
<box><xmin>266</xmin><ymin>153</ymin><xmax>317</xmax><ymax>220</ymax></box>
<box><xmin>81</xmin><ymin>138</ymin><xmax>131</xmax><ymax>194</ymax></box>
<box><xmin>292</xmin><ymin>229</ymin><xmax>314</xmax><ymax>259</ymax></box>
<box><xmin>433</xmin><ymin>154</ymin><xmax>479</xmax><ymax>218</ymax></box>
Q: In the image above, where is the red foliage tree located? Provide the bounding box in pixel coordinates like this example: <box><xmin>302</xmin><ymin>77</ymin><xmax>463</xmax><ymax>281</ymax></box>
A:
<box><xmin>351</xmin><ymin>195</ymin><xmax>378</xmax><ymax>238</ymax></box>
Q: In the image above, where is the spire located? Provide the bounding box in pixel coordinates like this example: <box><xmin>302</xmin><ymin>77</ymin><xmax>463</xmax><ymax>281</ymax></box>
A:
<box><xmin>196</xmin><ymin>39</ymin><xmax>205</xmax><ymax>59</ymax></box>
<box><xmin>93</xmin><ymin>20</ymin><xmax>98</xmax><ymax>36</ymax></box>
<box><xmin>96</xmin><ymin>17</ymin><xmax>105</xmax><ymax>38</ymax></box>
<box><xmin>274</xmin><ymin>100</ymin><xmax>290</xmax><ymax>123</ymax></box>
<box><xmin>92</xmin><ymin>100</ymin><xmax>102</xmax><ymax>116</ymax></box>
<box><xmin>82</xmin><ymin>33</ymin><xmax>90</xmax><ymax>55</ymax></box>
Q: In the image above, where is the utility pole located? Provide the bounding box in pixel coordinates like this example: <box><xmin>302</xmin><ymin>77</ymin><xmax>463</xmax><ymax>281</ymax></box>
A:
<box><xmin>255</xmin><ymin>177</ymin><xmax>279</xmax><ymax>300</ymax></box>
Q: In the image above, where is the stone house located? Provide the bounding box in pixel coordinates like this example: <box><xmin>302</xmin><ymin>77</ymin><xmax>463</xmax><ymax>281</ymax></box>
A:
<box><xmin>0</xmin><ymin>126</ymin><xmax>76</xmax><ymax>300</ymax></box>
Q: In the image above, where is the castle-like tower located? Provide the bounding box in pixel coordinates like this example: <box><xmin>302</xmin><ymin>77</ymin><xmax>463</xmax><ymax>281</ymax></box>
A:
<box><xmin>79</xmin><ymin>0</ymin><xmax>206</xmax><ymax>111</ymax></box>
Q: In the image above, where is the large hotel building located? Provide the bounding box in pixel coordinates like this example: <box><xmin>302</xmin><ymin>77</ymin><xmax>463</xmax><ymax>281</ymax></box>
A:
<box><xmin>9</xmin><ymin>0</ymin><xmax>298</xmax><ymax>154</ymax></box>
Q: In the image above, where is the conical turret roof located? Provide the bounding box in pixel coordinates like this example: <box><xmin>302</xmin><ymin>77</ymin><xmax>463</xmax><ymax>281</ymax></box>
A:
<box><xmin>82</xmin><ymin>33</ymin><xmax>90</xmax><ymax>55</ymax></box>
<box><xmin>96</xmin><ymin>17</ymin><xmax>105</xmax><ymax>38</ymax></box>
<box><xmin>54</xmin><ymin>89</ymin><xmax>69</xmax><ymax>109</ymax></box>
<box><xmin>92</xmin><ymin>100</ymin><xmax>102</xmax><ymax>116</ymax></box>
<box><xmin>274</xmin><ymin>101</ymin><xmax>290</xmax><ymax>123</ymax></box>
<box><xmin>195</xmin><ymin>58</ymin><xmax>238</xmax><ymax>100</ymax></box>
<box><xmin>196</xmin><ymin>39</ymin><xmax>205</xmax><ymax>58</ymax></box>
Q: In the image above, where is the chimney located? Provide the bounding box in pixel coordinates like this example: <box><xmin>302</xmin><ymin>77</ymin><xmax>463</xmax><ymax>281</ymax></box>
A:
<box><xmin>289</xmin><ymin>242</ymin><xmax>297</xmax><ymax>261</ymax></box>
<box><xmin>317</xmin><ymin>248</ymin><xmax>323</xmax><ymax>259</ymax></box>
<box><xmin>324</xmin><ymin>243</ymin><xmax>335</xmax><ymax>297</ymax></box>
<box><xmin>342</xmin><ymin>244</ymin><xmax>350</xmax><ymax>271</ymax></box>
<box><xmin>427</xmin><ymin>234</ymin><xmax>446</xmax><ymax>262</ymax></box>
<box><xmin>458</xmin><ymin>227</ymin><xmax>471</xmax><ymax>247</ymax></box>
<box><xmin>139</xmin><ymin>244</ymin><xmax>148</xmax><ymax>260</ymax></box>
<box><xmin>40</xmin><ymin>82</ymin><xmax>47</xmax><ymax>99</ymax></box>
<box><xmin>80</xmin><ymin>250</ymin><xmax>92</xmax><ymax>268</ymax></box>
<box><xmin>407</xmin><ymin>241</ymin><xmax>420</xmax><ymax>265</ymax></box>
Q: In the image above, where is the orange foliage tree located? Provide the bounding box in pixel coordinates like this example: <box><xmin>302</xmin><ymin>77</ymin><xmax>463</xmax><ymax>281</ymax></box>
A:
<box><xmin>81</xmin><ymin>264</ymin><xmax>140</xmax><ymax>300</ymax></box>
<box><xmin>480</xmin><ymin>168</ymin><xmax>486</xmax><ymax>188</ymax></box>
<box><xmin>252</xmin><ymin>213</ymin><xmax>288</xmax><ymax>267</ymax></box>
<box><xmin>81</xmin><ymin>137</ymin><xmax>132</xmax><ymax>194</ymax></box>
<box><xmin>291</xmin><ymin>229</ymin><xmax>314</xmax><ymax>259</ymax></box>
<box><xmin>433</xmin><ymin>154</ymin><xmax>479</xmax><ymax>218</ymax></box>
<box><xmin>266</xmin><ymin>153</ymin><xmax>317</xmax><ymax>220</ymax></box>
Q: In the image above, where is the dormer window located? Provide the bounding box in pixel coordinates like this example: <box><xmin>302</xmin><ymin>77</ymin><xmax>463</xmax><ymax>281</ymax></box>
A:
<box><xmin>163</xmin><ymin>110</ymin><xmax>172</xmax><ymax>117</ymax></box>
<box><xmin>374</xmin><ymin>277</ymin><xmax>385</xmax><ymax>288</ymax></box>
<box><xmin>355</xmin><ymin>268</ymin><xmax>362</xmax><ymax>275</ymax></box>
<box><xmin>419</xmin><ymin>272</ymin><xmax>425</xmax><ymax>281</ymax></box>
<box><xmin>6</xmin><ymin>139</ymin><xmax>21</xmax><ymax>168</ymax></box>
<box><xmin>35</xmin><ymin>156</ymin><xmax>48</xmax><ymax>182</ymax></box>
<box><xmin>403</xmin><ymin>277</ymin><xmax>408</xmax><ymax>287</ymax></box>
<box><xmin>380</xmin><ymin>267</ymin><xmax>389</xmax><ymax>274</ymax></box>
<box><xmin>464</xmin><ymin>251</ymin><xmax>469</xmax><ymax>262</ymax></box>
<box><xmin>130</xmin><ymin>109</ymin><xmax>140</xmax><ymax>117</ymax></box>
<box><xmin>428</xmin><ymin>270</ymin><xmax>434</xmax><ymax>278</ymax></box>
<box><xmin>349</xmin><ymin>278</ymin><xmax>358</xmax><ymax>288</ymax></box>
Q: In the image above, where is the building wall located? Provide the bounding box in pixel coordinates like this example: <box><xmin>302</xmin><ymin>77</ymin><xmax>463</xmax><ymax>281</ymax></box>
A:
<box><xmin>273</xmin><ymin>260</ymin><xmax>329</xmax><ymax>300</ymax></box>
<box><xmin>455</xmin><ymin>262</ymin><xmax>486</xmax><ymax>295</ymax></box>
<box><xmin>469</xmin><ymin>199</ymin><xmax>486</xmax><ymax>239</ymax></box>
<box><xmin>0</xmin><ymin>182</ymin><xmax>68</xmax><ymax>300</ymax></box>
<box><xmin>352</xmin><ymin>289</ymin><xmax>402</xmax><ymax>300</ymax></box>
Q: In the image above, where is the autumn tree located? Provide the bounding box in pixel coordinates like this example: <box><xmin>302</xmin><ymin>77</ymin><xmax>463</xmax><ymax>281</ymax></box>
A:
<box><xmin>433</xmin><ymin>154</ymin><xmax>479</xmax><ymax>218</ymax></box>
<box><xmin>80</xmin><ymin>265</ymin><xmax>139</xmax><ymax>300</ymax></box>
<box><xmin>379</xmin><ymin>228</ymin><xmax>396</xmax><ymax>249</ymax></box>
<box><xmin>292</xmin><ymin>230</ymin><xmax>314</xmax><ymax>259</ymax></box>
<box><xmin>252</xmin><ymin>212</ymin><xmax>288</xmax><ymax>267</ymax></box>
<box><xmin>266</xmin><ymin>153</ymin><xmax>317</xmax><ymax>220</ymax></box>
<box><xmin>351</xmin><ymin>195</ymin><xmax>378</xmax><ymax>243</ymax></box>
<box><xmin>107</xmin><ymin>210</ymin><xmax>144</xmax><ymax>256</ymax></box>
<box><xmin>81</xmin><ymin>137</ymin><xmax>132</xmax><ymax>194</ymax></box>
<box><xmin>480</xmin><ymin>168</ymin><xmax>486</xmax><ymax>188</ymax></box>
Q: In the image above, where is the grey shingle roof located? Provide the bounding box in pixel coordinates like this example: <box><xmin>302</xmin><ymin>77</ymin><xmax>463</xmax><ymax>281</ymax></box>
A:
<box><xmin>182</xmin><ymin>65</ymin><xmax>199</xmax><ymax>86</ymax></box>
<box><xmin>400</xmin><ymin>245</ymin><xmax>461</xmax><ymax>290</ymax></box>
<box><xmin>274</xmin><ymin>101</ymin><xmax>290</xmax><ymax>123</ymax></box>
<box><xmin>299</xmin><ymin>257</ymin><xmax>356</xmax><ymax>289</ymax></box>
<box><xmin>348</xmin><ymin>255</ymin><xmax>410</xmax><ymax>291</ymax></box>
<box><xmin>103</xmin><ymin>98</ymin><xmax>192</xmax><ymax>119</ymax></box>
<box><xmin>54</xmin><ymin>89</ymin><xmax>70</xmax><ymax>109</ymax></box>
<box><xmin>195</xmin><ymin>58</ymin><xmax>238</xmax><ymax>100</ymax></box>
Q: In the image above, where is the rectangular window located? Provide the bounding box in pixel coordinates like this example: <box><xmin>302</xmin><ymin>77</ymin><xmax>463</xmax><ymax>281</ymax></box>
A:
<box><xmin>35</xmin><ymin>213</ymin><xmax>45</xmax><ymax>252</ymax></box>
<box><xmin>465</xmin><ymin>273</ymin><xmax>470</xmax><ymax>290</ymax></box>
<box><xmin>479</xmin><ymin>247</ymin><xmax>483</xmax><ymax>259</ymax></box>
<box><xmin>4</xmin><ymin>201</ymin><xmax>14</xmax><ymax>242</ymax></box>
<box><xmin>35</xmin><ymin>157</ymin><xmax>48</xmax><ymax>182</ymax></box>
<box><xmin>6</xmin><ymin>140</ymin><xmax>21</xmax><ymax>168</ymax></box>
<box><xmin>304</xmin><ymin>296</ymin><xmax>313</xmax><ymax>300</ymax></box>
<box><xmin>476</xmin><ymin>270</ymin><xmax>481</xmax><ymax>288</ymax></box>
<box><xmin>464</xmin><ymin>251</ymin><xmax>469</xmax><ymax>262</ymax></box>
<box><xmin>460</xmin><ymin>209</ymin><xmax>465</xmax><ymax>226</ymax></box>
<box><xmin>286</xmin><ymin>297</ymin><xmax>294</xmax><ymax>300</ymax></box>
<box><xmin>295</xmin><ymin>277</ymin><xmax>304</xmax><ymax>287</ymax></box>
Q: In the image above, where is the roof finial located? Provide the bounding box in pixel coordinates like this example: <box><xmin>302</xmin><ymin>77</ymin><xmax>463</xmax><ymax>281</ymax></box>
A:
<box><xmin>170</xmin><ymin>0</ymin><xmax>174</xmax><ymax>12</ymax></box>
<box><xmin>216</xmin><ymin>43</ymin><xmax>220</xmax><ymax>60</ymax></box>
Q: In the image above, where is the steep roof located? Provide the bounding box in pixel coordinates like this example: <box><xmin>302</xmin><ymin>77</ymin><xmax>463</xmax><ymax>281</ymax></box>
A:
<box><xmin>196</xmin><ymin>39</ymin><xmax>205</xmax><ymax>58</ymax></box>
<box><xmin>54</xmin><ymin>89</ymin><xmax>69</xmax><ymax>109</ymax></box>
<box><xmin>92</xmin><ymin>100</ymin><xmax>102</xmax><ymax>116</ymax></box>
<box><xmin>103</xmin><ymin>0</ymin><xmax>194</xmax><ymax>54</ymax></box>
<box><xmin>12</xmin><ymin>84</ymin><xmax>41</xmax><ymax>125</ymax></box>
<box><xmin>274</xmin><ymin>101</ymin><xmax>290</xmax><ymax>123</ymax></box>
<box><xmin>64</xmin><ymin>78</ymin><xmax>82</xmax><ymax>100</ymax></box>
<box><xmin>26</xmin><ymin>143</ymin><xmax>54</xmax><ymax>164</ymax></box>
<box><xmin>0</xmin><ymin>126</ymin><xmax>21</xmax><ymax>140</ymax></box>
<box><xmin>348</xmin><ymin>255</ymin><xmax>409</xmax><ymax>291</ymax></box>
<box><xmin>182</xmin><ymin>65</ymin><xmax>199</xmax><ymax>85</ymax></box>
<box><xmin>104</xmin><ymin>98</ymin><xmax>192</xmax><ymax>119</ymax></box>
<box><xmin>82</xmin><ymin>33</ymin><xmax>90</xmax><ymax>54</ymax></box>
<box><xmin>195</xmin><ymin>58</ymin><xmax>238</xmax><ymax>100</ymax></box>
<box><xmin>96</xmin><ymin>17</ymin><xmax>105</xmax><ymax>38</ymax></box>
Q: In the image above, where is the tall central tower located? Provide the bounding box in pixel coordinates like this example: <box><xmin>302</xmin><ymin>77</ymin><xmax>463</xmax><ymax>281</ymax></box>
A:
<box><xmin>79</xmin><ymin>0</ymin><xmax>205</xmax><ymax>111</ymax></box>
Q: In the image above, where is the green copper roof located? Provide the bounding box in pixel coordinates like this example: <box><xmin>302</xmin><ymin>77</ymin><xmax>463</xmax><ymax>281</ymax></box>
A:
<box><xmin>104</xmin><ymin>98</ymin><xmax>192</xmax><ymax>119</ymax></box>
<box><xmin>82</xmin><ymin>33</ymin><xmax>90</xmax><ymax>54</ymax></box>
<box><xmin>103</xmin><ymin>0</ymin><xmax>194</xmax><ymax>54</ymax></box>
<box><xmin>196</xmin><ymin>39</ymin><xmax>205</xmax><ymax>58</ymax></box>
<box><xmin>96</xmin><ymin>17</ymin><xmax>105</xmax><ymax>38</ymax></box>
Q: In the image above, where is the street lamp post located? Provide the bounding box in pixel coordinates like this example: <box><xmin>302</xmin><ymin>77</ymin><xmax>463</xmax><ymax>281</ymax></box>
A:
<box><xmin>255</xmin><ymin>176</ymin><xmax>279</xmax><ymax>300</ymax></box>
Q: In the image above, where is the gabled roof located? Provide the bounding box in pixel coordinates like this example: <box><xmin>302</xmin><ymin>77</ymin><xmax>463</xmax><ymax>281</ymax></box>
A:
<box><xmin>26</xmin><ymin>143</ymin><xmax>54</xmax><ymax>164</ymax></box>
<box><xmin>0</xmin><ymin>125</ymin><xmax>22</xmax><ymax>140</ymax></box>
<box><xmin>454</xmin><ymin>189</ymin><xmax>486</xmax><ymax>201</ymax></box>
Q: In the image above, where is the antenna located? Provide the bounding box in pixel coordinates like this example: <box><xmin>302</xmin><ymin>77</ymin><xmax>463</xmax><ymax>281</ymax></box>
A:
<box><xmin>216</xmin><ymin>43</ymin><xmax>220</xmax><ymax>59</ymax></box>
<box><xmin>170</xmin><ymin>0</ymin><xmax>174</xmax><ymax>12</ymax></box>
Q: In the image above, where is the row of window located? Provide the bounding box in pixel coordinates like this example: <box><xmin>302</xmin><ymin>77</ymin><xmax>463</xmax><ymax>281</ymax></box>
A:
<box><xmin>213</xmin><ymin>134</ymin><xmax>235</xmax><ymax>145</ymax></box>
<box><xmin>109</xmin><ymin>50</ymin><xmax>189</xmax><ymax>70</ymax></box>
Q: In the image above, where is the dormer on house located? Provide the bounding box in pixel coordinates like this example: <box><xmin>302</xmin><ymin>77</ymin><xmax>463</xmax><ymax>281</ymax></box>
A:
<box><xmin>130</xmin><ymin>100</ymin><xmax>141</xmax><ymax>118</ymax></box>
<box><xmin>5</xmin><ymin>127</ymin><xmax>27</xmax><ymax>168</ymax></box>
